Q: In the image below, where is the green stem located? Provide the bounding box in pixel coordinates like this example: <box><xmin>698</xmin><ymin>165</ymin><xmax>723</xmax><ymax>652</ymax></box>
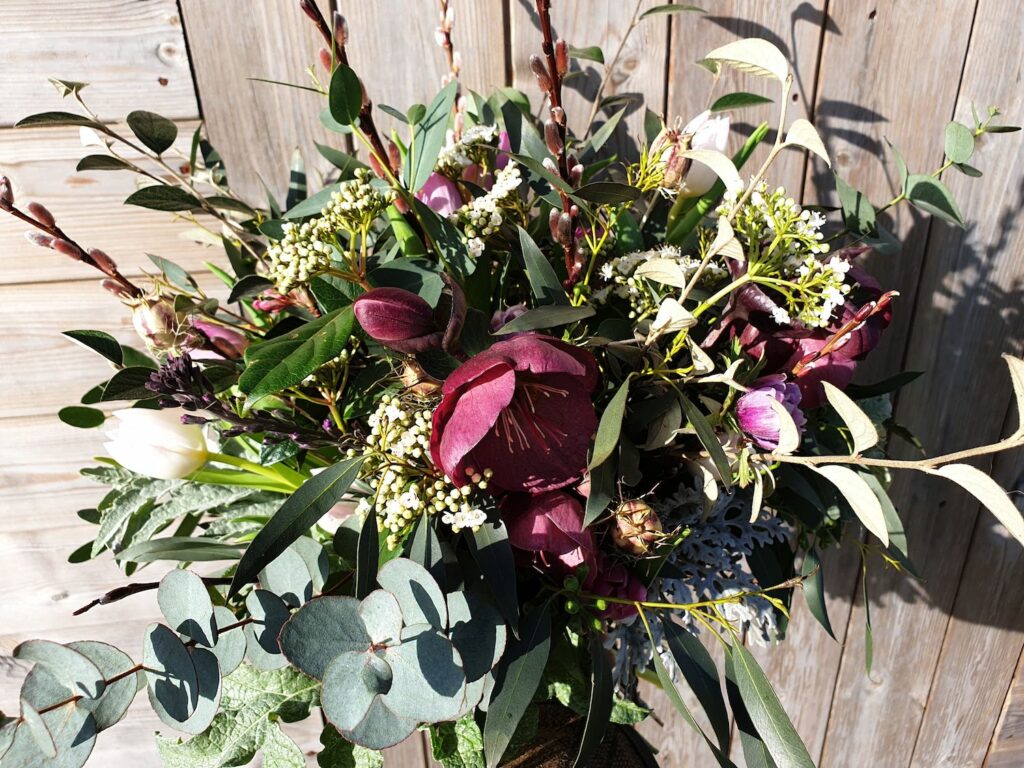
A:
<box><xmin>206</xmin><ymin>452</ymin><xmax>304</xmax><ymax>490</ymax></box>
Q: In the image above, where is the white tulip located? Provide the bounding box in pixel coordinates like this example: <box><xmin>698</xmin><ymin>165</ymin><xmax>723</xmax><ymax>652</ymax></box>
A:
<box><xmin>104</xmin><ymin>408</ymin><xmax>209</xmax><ymax>480</ymax></box>
<box><xmin>679</xmin><ymin>110</ymin><xmax>731</xmax><ymax>198</ymax></box>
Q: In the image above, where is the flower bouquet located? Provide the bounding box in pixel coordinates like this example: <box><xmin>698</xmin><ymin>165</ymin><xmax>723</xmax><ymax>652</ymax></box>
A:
<box><xmin>1</xmin><ymin>1</ymin><xmax>1022</xmax><ymax>767</ymax></box>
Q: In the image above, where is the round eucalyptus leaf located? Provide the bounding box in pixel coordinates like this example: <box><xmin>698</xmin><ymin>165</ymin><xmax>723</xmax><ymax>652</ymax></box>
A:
<box><xmin>13</xmin><ymin>640</ymin><xmax>105</xmax><ymax>699</ymax></box>
<box><xmin>359</xmin><ymin>590</ymin><xmax>403</xmax><ymax>645</ymax></box>
<box><xmin>177</xmin><ymin>648</ymin><xmax>221</xmax><ymax>735</ymax></box>
<box><xmin>158</xmin><ymin>569</ymin><xmax>217</xmax><ymax>647</ymax></box>
<box><xmin>0</xmin><ymin>716</ymin><xmax>15</xmax><ymax>760</ymax></box>
<box><xmin>382</xmin><ymin>626</ymin><xmax>466</xmax><ymax>724</ymax></box>
<box><xmin>278</xmin><ymin>596</ymin><xmax>370</xmax><ymax>680</ymax></box>
<box><xmin>321</xmin><ymin>651</ymin><xmax>390</xmax><ymax>732</ymax></box>
<box><xmin>210</xmin><ymin>606</ymin><xmax>246</xmax><ymax>676</ymax></box>
<box><xmin>459</xmin><ymin>675</ymin><xmax>486</xmax><ymax>717</ymax></box>
<box><xmin>339</xmin><ymin>696</ymin><xmax>418</xmax><ymax>751</ymax></box>
<box><xmin>290</xmin><ymin>536</ymin><xmax>329</xmax><ymax>592</ymax></box>
<box><xmin>447</xmin><ymin>587</ymin><xmax>507</xmax><ymax>682</ymax></box>
<box><xmin>0</xmin><ymin>704</ymin><xmax>96</xmax><ymax>768</ymax></box>
<box><xmin>20</xmin><ymin>700</ymin><xmax>55</xmax><ymax>758</ymax></box>
<box><xmin>243</xmin><ymin>590</ymin><xmax>291</xmax><ymax>670</ymax></box>
<box><xmin>376</xmin><ymin>558</ymin><xmax>448</xmax><ymax>630</ymax></box>
<box><xmin>259</xmin><ymin>546</ymin><xmax>313</xmax><ymax>607</ymax></box>
<box><xmin>143</xmin><ymin>623</ymin><xmax>199</xmax><ymax>726</ymax></box>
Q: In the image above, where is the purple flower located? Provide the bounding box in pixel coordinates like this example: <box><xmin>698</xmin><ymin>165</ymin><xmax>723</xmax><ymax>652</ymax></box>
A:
<box><xmin>504</xmin><ymin>491</ymin><xmax>594</xmax><ymax>569</ymax></box>
<box><xmin>489</xmin><ymin>303</ymin><xmax>527</xmax><ymax>334</ymax></box>
<box><xmin>430</xmin><ymin>334</ymin><xmax>599</xmax><ymax>494</ymax></box>
<box><xmin>190</xmin><ymin>319</ymin><xmax>249</xmax><ymax>360</ymax></box>
<box><xmin>353</xmin><ymin>288</ymin><xmax>441</xmax><ymax>353</ymax></box>
<box><xmin>735</xmin><ymin>374</ymin><xmax>807</xmax><ymax>450</ymax></box>
<box><xmin>416</xmin><ymin>172</ymin><xmax>462</xmax><ymax>217</ymax></box>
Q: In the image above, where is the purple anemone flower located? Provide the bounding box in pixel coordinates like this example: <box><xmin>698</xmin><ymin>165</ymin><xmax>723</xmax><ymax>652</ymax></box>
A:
<box><xmin>735</xmin><ymin>374</ymin><xmax>807</xmax><ymax>450</ymax></box>
<box><xmin>430</xmin><ymin>334</ymin><xmax>599</xmax><ymax>493</ymax></box>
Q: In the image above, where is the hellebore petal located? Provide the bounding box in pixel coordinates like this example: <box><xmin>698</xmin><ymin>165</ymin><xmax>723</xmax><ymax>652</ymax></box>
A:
<box><xmin>416</xmin><ymin>172</ymin><xmax>462</xmax><ymax>217</ymax></box>
<box><xmin>354</xmin><ymin>288</ymin><xmax>442</xmax><ymax>354</ymax></box>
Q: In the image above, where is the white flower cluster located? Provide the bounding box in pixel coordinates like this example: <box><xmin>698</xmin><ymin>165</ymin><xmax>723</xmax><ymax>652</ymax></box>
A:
<box><xmin>788</xmin><ymin>254</ymin><xmax>852</xmax><ymax>327</ymax></box>
<box><xmin>722</xmin><ymin>180</ymin><xmax>829</xmax><ymax>259</ymax></box>
<box><xmin>436</xmin><ymin>124</ymin><xmax>499</xmax><ymax>176</ymax></box>
<box><xmin>353</xmin><ymin>395</ymin><xmax>492</xmax><ymax>549</ymax></box>
<box><xmin>266</xmin><ymin>169</ymin><xmax>393</xmax><ymax>292</ymax></box>
<box><xmin>591</xmin><ymin>245</ymin><xmax>728</xmax><ymax>317</ymax></box>
<box><xmin>451</xmin><ymin>162</ymin><xmax>522</xmax><ymax>240</ymax></box>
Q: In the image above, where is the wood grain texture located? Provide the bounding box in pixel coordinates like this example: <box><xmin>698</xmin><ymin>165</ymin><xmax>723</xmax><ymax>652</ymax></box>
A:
<box><xmin>509</xmin><ymin>0</ymin><xmax>671</xmax><ymax>157</ymax></box>
<box><xmin>0</xmin><ymin>123</ymin><xmax>216</xmax><ymax>285</ymax></box>
<box><xmin>0</xmin><ymin>0</ymin><xmax>198</xmax><ymax>127</ymax></box>
<box><xmin>666</xmin><ymin>1</ymin><xmax>829</xmax><ymax>199</ymax></box>
<box><xmin>987</xmin><ymin>648</ymin><xmax>1024</xmax><ymax>768</ymax></box>
<box><xmin>179</xmin><ymin>0</ymin><xmax>341</xmax><ymax>204</ymax></box>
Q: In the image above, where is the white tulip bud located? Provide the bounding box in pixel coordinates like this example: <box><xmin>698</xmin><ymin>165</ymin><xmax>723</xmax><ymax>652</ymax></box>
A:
<box><xmin>104</xmin><ymin>409</ymin><xmax>209</xmax><ymax>479</ymax></box>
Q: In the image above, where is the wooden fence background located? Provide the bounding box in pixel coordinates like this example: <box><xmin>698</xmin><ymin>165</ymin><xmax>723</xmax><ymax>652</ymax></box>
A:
<box><xmin>1</xmin><ymin>1</ymin><xmax>1022</xmax><ymax>766</ymax></box>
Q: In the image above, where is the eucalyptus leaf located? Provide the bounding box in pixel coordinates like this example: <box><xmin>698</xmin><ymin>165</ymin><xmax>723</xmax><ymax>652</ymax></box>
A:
<box><xmin>906</xmin><ymin>174</ymin><xmax>964</xmax><ymax>227</ymax></box>
<box><xmin>211</xmin><ymin>607</ymin><xmax>246</xmax><ymax>677</ymax></box>
<box><xmin>383</xmin><ymin>626</ymin><xmax>466</xmax><ymax>723</ymax></box>
<box><xmin>144</xmin><ymin>623</ymin><xmax>199</xmax><ymax>727</ymax></box>
<box><xmin>243</xmin><ymin>590</ymin><xmax>291</xmax><ymax>671</ymax></box>
<box><xmin>279</xmin><ymin>596</ymin><xmax>371</xmax><ymax>680</ymax></box>
<box><xmin>835</xmin><ymin>174</ymin><xmax>876</xmax><ymax>234</ymax></box>
<box><xmin>158</xmin><ymin>569</ymin><xmax>217</xmax><ymax>647</ymax></box>
<box><xmin>321</xmin><ymin>651</ymin><xmax>390</xmax><ymax>732</ymax></box>
<box><xmin>447</xmin><ymin>587</ymin><xmax>508</xmax><ymax>683</ymax></box>
<box><xmin>356</xmin><ymin>508</ymin><xmax>380</xmax><ymax>600</ymax></box>
<box><xmin>20</xmin><ymin>701</ymin><xmax>57</xmax><ymax>759</ymax></box>
<box><xmin>572</xmin><ymin>635</ymin><xmax>613</xmax><ymax>768</ymax></box>
<box><xmin>811</xmin><ymin>465</ymin><xmax>889</xmax><ymax>545</ymax></box>
<box><xmin>801</xmin><ymin>547</ymin><xmax>834</xmax><ymax>639</ymax></box>
<box><xmin>944</xmin><ymin>121</ymin><xmax>975</xmax><ymax>163</ymax></box>
<box><xmin>178</xmin><ymin>648</ymin><xmax>222</xmax><ymax>736</ymax></box>
<box><xmin>662</xmin><ymin>620</ymin><xmax>731</xmax><ymax>750</ymax></box>
<box><xmin>377</xmin><ymin>558</ymin><xmax>448</xmax><ymax>630</ymax></box>
<box><xmin>259</xmin><ymin>546</ymin><xmax>314</xmax><ymax>607</ymax></box>
<box><xmin>927</xmin><ymin>463</ymin><xmax>1024</xmax><ymax>546</ymax></box>
<box><xmin>822</xmin><ymin>381</ymin><xmax>879</xmax><ymax>454</ymax></box>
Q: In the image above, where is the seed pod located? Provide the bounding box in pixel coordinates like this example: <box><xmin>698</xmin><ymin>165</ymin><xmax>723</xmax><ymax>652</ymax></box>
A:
<box><xmin>650</xmin><ymin>127</ymin><xmax>693</xmax><ymax>191</ymax></box>
<box><xmin>52</xmin><ymin>238</ymin><xmax>85</xmax><ymax>261</ymax></box>
<box><xmin>88</xmin><ymin>247</ymin><xmax>117</xmax><ymax>273</ymax></box>
<box><xmin>401</xmin><ymin>360</ymin><xmax>442</xmax><ymax>397</ymax></box>
<box><xmin>529</xmin><ymin>55</ymin><xmax>552</xmax><ymax>92</ymax></box>
<box><xmin>611</xmin><ymin>499</ymin><xmax>663</xmax><ymax>555</ymax></box>
<box><xmin>131</xmin><ymin>297</ymin><xmax>180</xmax><ymax>352</ymax></box>
<box><xmin>555</xmin><ymin>39</ymin><xmax>569</xmax><ymax>76</ymax></box>
<box><xmin>544</xmin><ymin>119</ymin><xmax>563</xmax><ymax>155</ymax></box>
<box><xmin>24</xmin><ymin>231</ymin><xmax>55</xmax><ymax>249</ymax></box>
<box><xmin>27</xmin><ymin>201</ymin><xmax>55</xmax><ymax>228</ymax></box>
<box><xmin>0</xmin><ymin>176</ymin><xmax>13</xmax><ymax>207</ymax></box>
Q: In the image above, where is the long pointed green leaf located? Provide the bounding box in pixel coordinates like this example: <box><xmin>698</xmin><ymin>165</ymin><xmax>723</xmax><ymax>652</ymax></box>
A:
<box><xmin>589</xmin><ymin>379</ymin><xmax>630</xmax><ymax>469</ymax></box>
<box><xmin>573</xmin><ymin>635</ymin><xmax>614</xmax><ymax>768</ymax></box>
<box><xmin>662</xmin><ymin>620</ymin><xmax>731</xmax><ymax>750</ymax></box>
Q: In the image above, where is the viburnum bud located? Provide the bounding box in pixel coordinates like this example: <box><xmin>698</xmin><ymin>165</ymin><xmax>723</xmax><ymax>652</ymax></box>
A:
<box><xmin>24</xmin><ymin>231</ymin><xmax>55</xmax><ymax>249</ymax></box>
<box><xmin>555</xmin><ymin>39</ymin><xmax>569</xmax><ymax>76</ymax></box>
<box><xmin>529</xmin><ymin>55</ymin><xmax>552</xmax><ymax>92</ymax></box>
<box><xmin>611</xmin><ymin>499</ymin><xmax>663</xmax><ymax>555</ymax></box>
<box><xmin>131</xmin><ymin>297</ymin><xmax>180</xmax><ymax>353</ymax></box>
<box><xmin>401</xmin><ymin>360</ymin><xmax>442</xmax><ymax>397</ymax></box>
<box><xmin>544</xmin><ymin>120</ymin><xmax>563</xmax><ymax>155</ymax></box>
<box><xmin>88</xmin><ymin>247</ymin><xmax>117</xmax><ymax>273</ymax></box>
<box><xmin>27</xmin><ymin>201</ymin><xmax>55</xmax><ymax>227</ymax></box>
<box><xmin>0</xmin><ymin>176</ymin><xmax>13</xmax><ymax>207</ymax></box>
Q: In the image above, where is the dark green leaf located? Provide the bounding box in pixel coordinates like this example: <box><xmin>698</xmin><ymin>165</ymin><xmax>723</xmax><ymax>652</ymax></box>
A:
<box><xmin>125</xmin><ymin>185</ymin><xmax>201</xmax><ymax>212</ymax></box>
<box><xmin>801</xmin><ymin>548</ymin><xmax>834</xmax><ymax>639</ymax></box>
<box><xmin>835</xmin><ymin>174</ymin><xmax>876</xmax><ymax>235</ymax></box>
<box><xmin>495</xmin><ymin>305</ymin><xmax>594</xmax><ymax>335</ymax></box>
<box><xmin>207</xmin><ymin>195</ymin><xmax>257</xmax><ymax>216</ymax></box>
<box><xmin>572</xmin><ymin>635</ymin><xmax>613</xmax><ymax>768</ymax></box>
<box><xmin>724</xmin><ymin>650</ymin><xmax>775</xmax><ymax>768</ymax></box>
<box><xmin>239</xmin><ymin>308</ymin><xmax>355</xmax><ymax>406</ymax></box>
<box><xmin>410</xmin><ymin>81</ymin><xmax>459</xmax><ymax>193</ymax></box>
<box><xmin>589</xmin><ymin>378</ymin><xmax>630</xmax><ymax>469</ymax></box>
<box><xmin>573</xmin><ymin>181</ymin><xmax>642</xmax><ymax>204</ymax></box>
<box><xmin>126</xmin><ymin>110</ymin><xmax>177</xmax><ymax>155</ymax></box>
<box><xmin>730</xmin><ymin>642</ymin><xmax>814</xmax><ymax>768</ymax></box>
<box><xmin>371</xmin><ymin>256</ymin><xmax>444</xmax><ymax>305</ymax></box>
<box><xmin>412</xmin><ymin>201</ymin><xmax>475</xmax><ymax>278</ymax></box>
<box><xmin>681</xmin><ymin>395</ymin><xmax>732</xmax><ymax>485</ymax></box>
<box><xmin>15</xmin><ymin>111</ymin><xmax>107</xmax><ymax>130</ymax></box>
<box><xmin>285</xmin><ymin>148</ymin><xmax>307</xmax><ymax>210</ymax></box>
<box><xmin>845</xmin><ymin>370</ymin><xmax>922</xmax><ymax>399</ymax></box>
<box><xmin>953</xmin><ymin>162</ymin><xmax>982</xmax><ymax>177</ymax></box>
<box><xmin>587</xmin><ymin>107</ymin><xmax>627</xmax><ymax>154</ymax></box>
<box><xmin>76</xmin><ymin>154</ymin><xmax>133</xmax><ymax>172</ymax></box>
<box><xmin>906</xmin><ymin>174</ymin><xmax>965</xmax><ymax>226</ymax></box>
<box><xmin>985</xmin><ymin>124</ymin><xmax>1022</xmax><ymax>134</ymax></box>
<box><xmin>329</xmin><ymin>64</ymin><xmax>363</xmax><ymax>126</ymax></box>
<box><xmin>144</xmin><ymin>623</ymin><xmax>199</xmax><ymax>727</ymax></box>
<box><xmin>447</xmin><ymin>587</ymin><xmax>507</xmax><ymax>684</ymax></box>
<box><xmin>284</xmin><ymin>182</ymin><xmax>342</xmax><ymax>220</ymax></box>
<box><xmin>99</xmin><ymin>366</ymin><xmax>157</xmax><ymax>402</ymax></box>
<box><xmin>663</xmin><ymin>620</ymin><xmax>730</xmax><ymax>750</ymax></box>
<box><xmin>640</xmin><ymin>4</ymin><xmax>705</xmax><ymax>19</ymax></box>
<box><xmin>229</xmin><ymin>457</ymin><xmax>364</xmax><ymax>597</ymax></box>
<box><xmin>885</xmin><ymin>139</ymin><xmax>910</xmax><ymax>194</ymax></box>
<box><xmin>862</xmin><ymin>562</ymin><xmax>874</xmax><ymax>675</ymax></box>
<box><xmin>158</xmin><ymin>569</ymin><xmax>217</xmax><ymax>647</ymax></box>
<box><xmin>484</xmin><ymin>603</ymin><xmax>552</xmax><ymax>768</ymax></box>
<box><xmin>517</xmin><ymin>226</ymin><xmax>567</xmax><ymax>306</ymax></box>
<box><xmin>311</xmin><ymin>274</ymin><xmax>364</xmax><ymax>312</ymax></box>
<box><xmin>943</xmin><ymin>121</ymin><xmax>974</xmax><ymax>164</ymax></box>
<box><xmin>117</xmin><ymin>537</ymin><xmax>244</xmax><ymax>563</ymax></box>
<box><xmin>355</xmin><ymin>508</ymin><xmax>380</xmax><ymax>600</ymax></box>
<box><xmin>63</xmin><ymin>329</ymin><xmax>123</xmax><ymax>365</ymax></box>
<box><xmin>315</xmin><ymin>142</ymin><xmax>370</xmax><ymax>179</ymax></box>
<box><xmin>583</xmin><ymin>455</ymin><xmax>616</xmax><ymax>527</ymax></box>
<box><xmin>467</xmin><ymin>520</ymin><xmax>519</xmax><ymax>631</ymax></box>
<box><xmin>409</xmin><ymin>514</ymin><xmax>446</xmax><ymax>589</ymax></box>
<box><xmin>58</xmin><ymin>406</ymin><xmax>106</xmax><ymax>429</ymax></box>
<box><xmin>228</xmin><ymin>274</ymin><xmax>274</xmax><ymax>303</ymax></box>
<box><xmin>710</xmin><ymin>92</ymin><xmax>773</xmax><ymax>112</ymax></box>
<box><xmin>13</xmin><ymin>640</ymin><xmax>105</xmax><ymax>700</ymax></box>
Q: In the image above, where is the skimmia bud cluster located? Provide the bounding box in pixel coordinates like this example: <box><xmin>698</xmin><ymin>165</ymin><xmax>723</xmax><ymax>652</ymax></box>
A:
<box><xmin>267</xmin><ymin>169</ymin><xmax>393</xmax><ymax>291</ymax></box>
<box><xmin>450</xmin><ymin>161</ymin><xmax>522</xmax><ymax>255</ymax></box>
<box><xmin>436</xmin><ymin>124</ymin><xmax>499</xmax><ymax>176</ymax></box>
<box><xmin>353</xmin><ymin>395</ymin><xmax>491</xmax><ymax>549</ymax></box>
<box><xmin>592</xmin><ymin>245</ymin><xmax>729</xmax><ymax>315</ymax></box>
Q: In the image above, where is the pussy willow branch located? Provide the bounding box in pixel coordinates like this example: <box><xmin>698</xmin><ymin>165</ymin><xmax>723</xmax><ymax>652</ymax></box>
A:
<box><xmin>31</xmin><ymin>618</ymin><xmax>254</xmax><ymax>717</ymax></box>
<box><xmin>437</xmin><ymin>0</ymin><xmax>461</xmax><ymax>91</ymax></box>
<box><xmin>758</xmin><ymin>434</ymin><xmax>1024</xmax><ymax>470</ymax></box>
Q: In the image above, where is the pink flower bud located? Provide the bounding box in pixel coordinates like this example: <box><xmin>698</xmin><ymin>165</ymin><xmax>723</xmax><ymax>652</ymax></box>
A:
<box><xmin>530</xmin><ymin>55</ymin><xmax>552</xmax><ymax>92</ymax></box>
<box><xmin>27</xmin><ymin>201</ymin><xmax>55</xmax><ymax>228</ymax></box>
<box><xmin>550</xmin><ymin>106</ymin><xmax>565</xmax><ymax>127</ymax></box>
<box><xmin>131</xmin><ymin>298</ymin><xmax>180</xmax><ymax>353</ymax></box>
<box><xmin>555</xmin><ymin>40</ymin><xmax>569</xmax><ymax>76</ymax></box>
<box><xmin>101</xmin><ymin>279</ymin><xmax>133</xmax><ymax>298</ymax></box>
<box><xmin>24</xmin><ymin>231</ymin><xmax>55</xmax><ymax>249</ymax></box>
<box><xmin>544</xmin><ymin>120</ymin><xmax>563</xmax><ymax>155</ymax></box>
<box><xmin>318</xmin><ymin>47</ymin><xmax>333</xmax><ymax>72</ymax></box>
<box><xmin>353</xmin><ymin>287</ymin><xmax>441</xmax><ymax>354</ymax></box>
<box><xmin>190</xmin><ymin>318</ymin><xmax>249</xmax><ymax>359</ymax></box>
<box><xmin>416</xmin><ymin>172</ymin><xmax>462</xmax><ymax>217</ymax></box>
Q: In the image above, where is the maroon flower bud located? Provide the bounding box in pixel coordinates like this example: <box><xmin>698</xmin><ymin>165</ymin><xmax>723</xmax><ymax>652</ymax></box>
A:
<box><xmin>0</xmin><ymin>176</ymin><xmax>13</xmax><ymax>208</ymax></box>
<box><xmin>27</xmin><ymin>201</ymin><xmax>55</xmax><ymax>228</ymax></box>
<box><xmin>555</xmin><ymin>39</ymin><xmax>569</xmax><ymax>76</ymax></box>
<box><xmin>24</xmin><ymin>231</ymin><xmax>55</xmax><ymax>249</ymax></box>
<box><xmin>529</xmin><ymin>55</ymin><xmax>552</xmax><ymax>92</ymax></box>
<box><xmin>318</xmin><ymin>47</ymin><xmax>333</xmax><ymax>73</ymax></box>
<box><xmin>611</xmin><ymin>500</ymin><xmax>663</xmax><ymax>555</ymax></box>
<box><xmin>87</xmin><ymin>247</ymin><xmax>117</xmax><ymax>273</ymax></box>
<box><xmin>332</xmin><ymin>11</ymin><xmax>348</xmax><ymax>46</ymax></box>
<box><xmin>386</xmin><ymin>140</ymin><xmax>402</xmax><ymax>174</ymax></box>
<box><xmin>190</xmin><ymin>318</ymin><xmax>249</xmax><ymax>359</ymax></box>
<box><xmin>555</xmin><ymin>212</ymin><xmax>572</xmax><ymax>245</ymax></box>
<box><xmin>101</xmin><ymin>279</ymin><xmax>133</xmax><ymax>299</ymax></box>
<box><xmin>52</xmin><ymin>238</ymin><xmax>85</xmax><ymax>261</ymax></box>
<box><xmin>298</xmin><ymin>0</ymin><xmax>320</xmax><ymax>23</ymax></box>
<box><xmin>353</xmin><ymin>287</ymin><xmax>442</xmax><ymax>354</ymax></box>
<box><xmin>544</xmin><ymin>120</ymin><xmax>563</xmax><ymax>155</ymax></box>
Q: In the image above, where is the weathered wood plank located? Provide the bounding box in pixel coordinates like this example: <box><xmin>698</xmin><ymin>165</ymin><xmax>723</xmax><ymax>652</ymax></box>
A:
<box><xmin>666</xmin><ymin>1</ymin><xmax>829</xmax><ymax>198</ymax></box>
<box><xmin>987</xmin><ymin>648</ymin><xmax>1024</xmax><ymax>767</ymax></box>
<box><xmin>345</xmin><ymin>0</ymin><xmax>508</xmax><ymax>141</ymax></box>
<box><xmin>1</xmin><ymin>0</ymin><xmax>198</xmax><ymax>127</ymax></box>
<box><xmin>509</xmin><ymin>0</ymin><xmax>671</xmax><ymax>156</ymax></box>
<box><xmin>178</xmin><ymin>0</ymin><xmax>342</xmax><ymax>204</ymax></box>
<box><xmin>818</xmin><ymin>0</ymin><xmax>1024</xmax><ymax>761</ymax></box>
<box><xmin>0</xmin><ymin>123</ymin><xmax>217</xmax><ymax>285</ymax></box>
